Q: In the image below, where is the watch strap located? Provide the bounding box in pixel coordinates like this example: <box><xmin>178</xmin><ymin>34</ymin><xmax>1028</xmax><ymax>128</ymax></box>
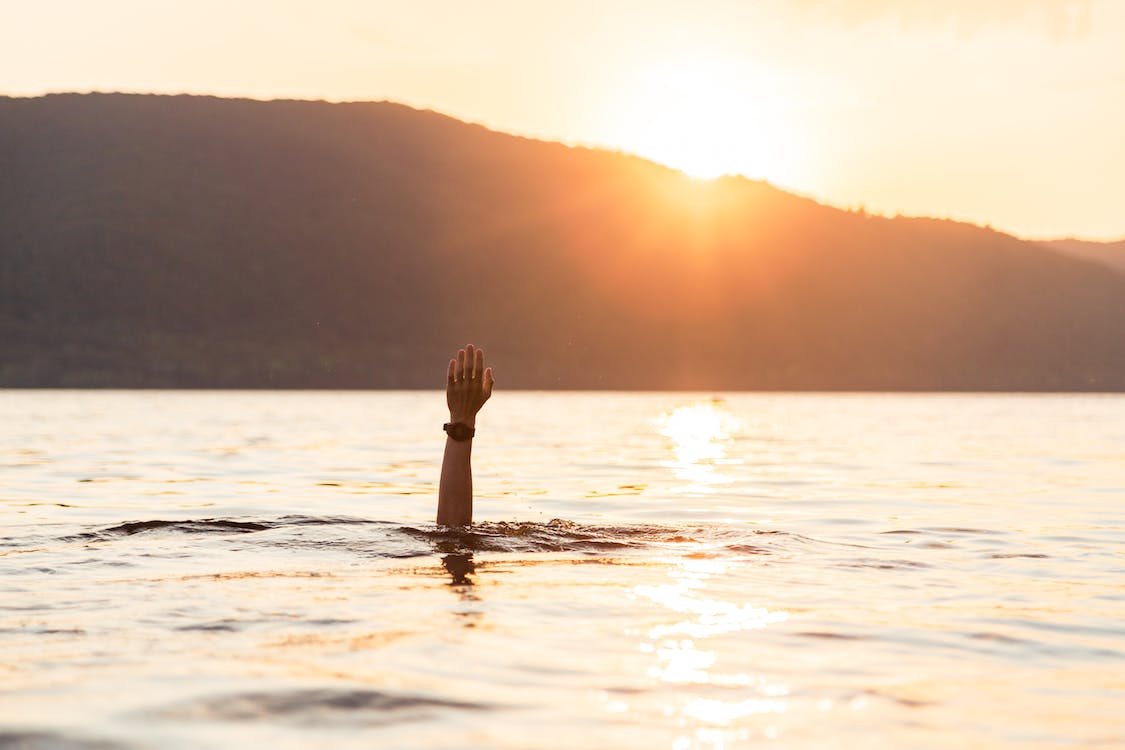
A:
<box><xmin>443</xmin><ymin>422</ymin><xmax>476</xmax><ymax>441</ymax></box>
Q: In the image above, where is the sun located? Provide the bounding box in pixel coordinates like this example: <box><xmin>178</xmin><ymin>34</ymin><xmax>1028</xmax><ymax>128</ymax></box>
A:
<box><xmin>604</xmin><ymin>56</ymin><xmax>792</xmax><ymax>182</ymax></box>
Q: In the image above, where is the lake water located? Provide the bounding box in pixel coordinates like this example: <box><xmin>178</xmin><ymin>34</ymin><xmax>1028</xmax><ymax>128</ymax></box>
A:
<box><xmin>1</xmin><ymin>391</ymin><xmax>1123</xmax><ymax>749</ymax></box>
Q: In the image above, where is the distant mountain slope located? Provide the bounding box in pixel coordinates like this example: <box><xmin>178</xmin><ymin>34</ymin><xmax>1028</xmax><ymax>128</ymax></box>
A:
<box><xmin>1043</xmin><ymin>238</ymin><xmax>1125</xmax><ymax>275</ymax></box>
<box><xmin>1</xmin><ymin>92</ymin><xmax>1124</xmax><ymax>390</ymax></box>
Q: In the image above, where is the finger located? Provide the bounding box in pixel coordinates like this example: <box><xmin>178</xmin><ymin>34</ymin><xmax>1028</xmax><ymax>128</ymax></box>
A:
<box><xmin>456</xmin><ymin>348</ymin><xmax>466</xmax><ymax>383</ymax></box>
<box><xmin>472</xmin><ymin>347</ymin><xmax>484</xmax><ymax>382</ymax></box>
<box><xmin>464</xmin><ymin>344</ymin><xmax>476</xmax><ymax>379</ymax></box>
<box><xmin>447</xmin><ymin>358</ymin><xmax>456</xmax><ymax>387</ymax></box>
<box><xmin>482</xmin><ymin>367</ymin><xmax>494</xmax><ymax>398</ymax></box>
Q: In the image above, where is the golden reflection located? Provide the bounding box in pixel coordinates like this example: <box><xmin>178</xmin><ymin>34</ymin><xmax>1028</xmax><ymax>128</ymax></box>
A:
<box><xmin>683</xmin><ymin>697</ymin><xmax>787</xmax><ymax>725</ymax></box>
<box><xmin>628</xmin><ymin>556</ymin><xmax>791</xmax><ymax>746</ymax></box>
<box><xmin>658</xmin><ymin>401</ymin><xmax>742</xmax><ymax>492</ymax></box>
<box><xmin>632</xmin><ymin>558</ymin><xmax>788</xmax><ymax>685</ymax></box>
<box><xmin>648</xmin><ymin>640</ymin><xmax>716</xmax><ymax>684</ymax></box>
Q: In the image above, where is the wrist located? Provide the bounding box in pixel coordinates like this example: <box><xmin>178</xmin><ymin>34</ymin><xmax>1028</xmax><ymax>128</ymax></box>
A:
<box><xmin>443</xmin><ymin>421</ymin><xmax>476</xmax><ymax>441</ymax></box>
<box><xmin>448</xmin><ymin>415</ymin><xmax>476</xmax><ymax>429</ymax></box>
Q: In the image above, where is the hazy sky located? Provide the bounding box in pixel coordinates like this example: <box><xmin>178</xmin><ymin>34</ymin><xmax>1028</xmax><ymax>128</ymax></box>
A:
<box><xmin>3</xmin><ymin>0</ymin><xmax>1123</xmax><ymax>239</ymax></box>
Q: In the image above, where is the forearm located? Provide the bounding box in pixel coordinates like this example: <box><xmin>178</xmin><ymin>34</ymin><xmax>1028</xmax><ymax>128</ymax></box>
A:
<box><xmin>438</xmin><ymin>343</ymin><xmax>492</xmax><ymax>526</ymax></box>
<box><xmin>437</xmin><ymin>436</ymin><xmax>473</xmax><ymax>526</ymax></box>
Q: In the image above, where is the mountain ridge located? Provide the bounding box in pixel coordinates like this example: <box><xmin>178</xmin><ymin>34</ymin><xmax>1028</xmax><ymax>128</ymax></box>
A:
<box><xmin>1041</xmin><ymin>238</ymin><xmax>1125</xmax><ymax>275</ymax></box>
<box><xmin>2</xmin><ymin>92</ymin><xmax>1123</xmax><ymax>390</ymax></box>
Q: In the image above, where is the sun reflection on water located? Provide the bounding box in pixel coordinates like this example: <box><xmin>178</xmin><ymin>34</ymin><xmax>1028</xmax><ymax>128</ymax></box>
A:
<box><xmin>683</xmin><ymin>696</ymin><xmax>788</xmax><ymax>725</ymax></box>
<box><xmin>629</xmin><ymin>555</ymin><xmax>791</xmax><ymax>745</ymax></box>
<box><xmin>658</xmin><ymin>401</ymin><xmax>743</xmax><ymax>491</ymax></box>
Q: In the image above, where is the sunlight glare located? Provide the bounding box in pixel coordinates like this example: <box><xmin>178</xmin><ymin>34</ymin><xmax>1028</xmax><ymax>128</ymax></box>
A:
<box><xmin>658</xmin><ymin>401</ymin><xmax>742</xmax><ymax>489</ymax></box>
<box><xmin>606</xmin><ymin>56</ymin><xmax>791</xmax><ymax>181</ymax></box>
<box><xmin>633</xmin><ymin>557</ymin><xmax>788</xmax><ymax>687</ymax></box>
<box><xmin>683</xmin><ymin>697</ymin><xmax>788</xmax><ymax>725</ymax></box>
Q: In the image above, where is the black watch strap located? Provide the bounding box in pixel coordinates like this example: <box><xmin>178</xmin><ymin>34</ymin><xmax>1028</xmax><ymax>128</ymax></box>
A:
<box><xmin>443</xmin><ymin>422</ymin><xmax>476</xmax><ymax>441</ymax></box>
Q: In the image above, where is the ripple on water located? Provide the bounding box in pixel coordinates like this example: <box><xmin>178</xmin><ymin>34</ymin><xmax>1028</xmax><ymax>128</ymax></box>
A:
<box><xmin>0</xmin><ymin>732</ymin><xmax>126</xmax><ymax>750</ymax></box>
<box><xmin>154</xmin><ymin>688</ymin><xmax>490</xmax><ymax>726</ymax></box>
<box><xmin>50</xmin><ymin>515</ymin><xmax>792</xmax><ymax>558</ymax></box>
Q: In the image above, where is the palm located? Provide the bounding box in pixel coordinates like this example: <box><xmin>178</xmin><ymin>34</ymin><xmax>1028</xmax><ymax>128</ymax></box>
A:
<box><xmin>446</xmin><ymin>344</ymin><xmax>493</xmax><ymax>425</ymax></box>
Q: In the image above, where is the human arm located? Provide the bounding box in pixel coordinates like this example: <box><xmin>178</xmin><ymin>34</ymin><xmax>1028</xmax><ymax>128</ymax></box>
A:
<box><xmin>436</xmin><ymin>344</ymin><xmax>494</xmax><ymax>526</ymax></box>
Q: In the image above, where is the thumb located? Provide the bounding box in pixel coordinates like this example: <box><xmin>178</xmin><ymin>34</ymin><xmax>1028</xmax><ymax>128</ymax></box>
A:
<box><xmin>482</xmin><ymin>367</ymin><xmax>494</xmax><ymax>398</ymax></box>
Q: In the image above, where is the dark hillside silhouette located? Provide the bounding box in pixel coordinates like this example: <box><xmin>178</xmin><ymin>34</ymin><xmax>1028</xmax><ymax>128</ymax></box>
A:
<box><xmin>1044</xmin><ymin>238</ymin><xmax>1125</xmax><ymax>276</ymax></box>
<box><xmin>1</xmin><ymin>92</ymin><xmax>1124</xmax><ymax>389</ymax></box>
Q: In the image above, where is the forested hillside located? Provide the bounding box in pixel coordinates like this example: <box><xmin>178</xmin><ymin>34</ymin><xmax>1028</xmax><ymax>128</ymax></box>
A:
<box><xmin>2</xmin><ymin>93</ymin><xmax>1123</xmax><ymax>389</ymax></box>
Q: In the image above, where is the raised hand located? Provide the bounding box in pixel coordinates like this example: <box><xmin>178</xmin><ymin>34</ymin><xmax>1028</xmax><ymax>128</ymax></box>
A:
<box><xmin>446</xmin><ymin>344</ymin><xmax>494</xmax><ymax>428</ymax></box>
<box><xmin>438</xmin><ymin>344</ymin><xmax>494</xmax><ymax>526</ymax></box>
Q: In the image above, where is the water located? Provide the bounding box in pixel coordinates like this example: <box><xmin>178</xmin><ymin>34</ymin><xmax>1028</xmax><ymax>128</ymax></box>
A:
<box><xmin>1</xmin><ymin>391</ymin><xmax>1123</xmax><ymax>749</ymax></box>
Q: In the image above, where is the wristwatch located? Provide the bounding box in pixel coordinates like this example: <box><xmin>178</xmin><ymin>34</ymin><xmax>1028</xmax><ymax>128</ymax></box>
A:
<box><xmin>443</xmin><ymin>422</ymin><xmax>476</xmax><ymax>441</ymax></box>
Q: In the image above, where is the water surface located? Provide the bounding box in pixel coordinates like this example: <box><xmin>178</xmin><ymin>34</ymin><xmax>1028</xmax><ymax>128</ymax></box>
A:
<box><xmin>1</xmin><ymin>391</ymin><xmax>1123</xmax><ymax>748</ymax></box>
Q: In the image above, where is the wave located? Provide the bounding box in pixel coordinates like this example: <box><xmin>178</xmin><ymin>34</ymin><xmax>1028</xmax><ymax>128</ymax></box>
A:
<box><xmin>154</xmin><ymin>688</ymin><xmax>489</xmax><ymax>725</ymax></box>
<box><xmin>50</xmin><ymin>516</ymin><xmax>784</xmax><ymax>559</ymax></box>
<box><xmin>0</xmin><ymin>732</ymin><xmax>126</xmax><ymax>750</ymax></box>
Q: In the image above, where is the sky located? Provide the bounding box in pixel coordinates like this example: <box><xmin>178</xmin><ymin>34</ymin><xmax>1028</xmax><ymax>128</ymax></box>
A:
<box><xmin>3</xmin><ymin>0</ymin><xmax>1123</xmax><ymax>240</ymax></box>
